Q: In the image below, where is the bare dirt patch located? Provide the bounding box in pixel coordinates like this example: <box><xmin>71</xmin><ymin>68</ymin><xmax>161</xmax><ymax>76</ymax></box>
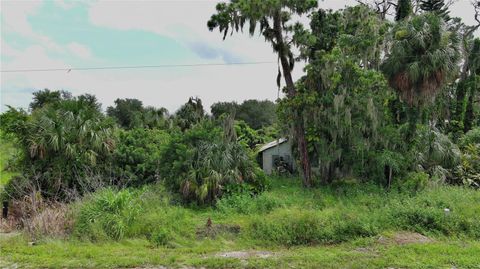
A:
<box><xmin>195</xmin><ymin>218</ymin><xmax>240</xmax><ymax>239</ymax></box>
<box><xmin>214</xmin><ymin>250</ymin><xmax>274</xmax><ymax>259</ymax></box>
<box><xmin>378</xmin><ymin>232</ymin><xmax>433</xmax><ymax>245</ymax></box>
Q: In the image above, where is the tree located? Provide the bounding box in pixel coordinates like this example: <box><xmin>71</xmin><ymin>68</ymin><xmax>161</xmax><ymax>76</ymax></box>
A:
<box><xmin>462</xmin><ymin>39</ymin><xmax>480</xmax><ymax>132</ymax></box>
<box><xmin>396</xmin><ymin>0</ymin><xmax>412</xmax><ymax>21</ymax></box>
<box><xmin>29</xmin><ymin>89</ymin><xmax>72</xmax><ymax>111</ymax></box>
<box><xmin>174</xmin><ymin>97</ymin><xmax>205</xmax><ymax>131</ymax></box>
<box><xmin>208</xmin><ymin>0</ymin><xmax>317</xmax><ymax>187</ymax></box>
<box><xmin>211</xmin><ymin>101</ymin><xmax>239</xmax><ymax>119</ymax></box>
<box><xmin>454</xmin><ymin>1</ymin><xmax>480</xmax><ymax>133</ymax></box>
<box><xmin>211</xmin><ymin>99</ymin><xmax>277</xmax><ymax>130</ymax></box>
<box><xmin>107</xmin><ymin>98</ymin><xmax>144</xmax><ymax>129</ymax></box>
<box><xmin>381</xmin><ymin>13</ymin><xmax>460</xmax><ymax>137</ymax></box>
<box><xmin>419</xmin><ymin>0</ymin><xmax>450</xmax><ymax>20</ymax></box>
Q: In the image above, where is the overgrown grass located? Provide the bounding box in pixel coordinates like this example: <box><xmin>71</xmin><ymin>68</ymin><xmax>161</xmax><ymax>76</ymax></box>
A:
<box><xmin>2</xmin><ymin>177</ymin><xmax>480</xmax><ymax>268</ymax></box>
<box><xmin>69</xmin><ymin>178</ymin><xmax>480</xmax><ymax>246</ymax></box>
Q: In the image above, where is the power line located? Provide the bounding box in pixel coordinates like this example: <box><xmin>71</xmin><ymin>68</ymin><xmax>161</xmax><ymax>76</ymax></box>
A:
<box><xmin>0</xmin><ymin>61</ymin><xmax>276</xmax><ymax>73</ymax></box>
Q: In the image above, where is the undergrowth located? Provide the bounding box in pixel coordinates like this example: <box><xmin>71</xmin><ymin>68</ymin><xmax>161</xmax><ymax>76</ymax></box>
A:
<box><xmin>69</xmin><ymin>177</ymin><xmax>480</xmax><ymax>248</ymax></box>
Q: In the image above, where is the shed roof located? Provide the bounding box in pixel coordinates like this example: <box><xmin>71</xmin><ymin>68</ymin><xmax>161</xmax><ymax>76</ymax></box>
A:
<box><xmin>258</xmin><ymin>138</ymin><xmax>288</xmax><ymax>152</ymax></box>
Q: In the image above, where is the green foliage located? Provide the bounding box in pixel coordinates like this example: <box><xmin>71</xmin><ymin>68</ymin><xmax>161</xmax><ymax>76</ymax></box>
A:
<box><xmin>0</xmin><ymin>106</ymin><xmax>29</xmax><ymax>139</ymax></box>
<box><xmin>250</xmin><ymin>209</ymin><xmax>377</xmax><ymax>245</ymax></box>
<box><xmin>453</xmin><ymin>128</ymin><xmax>480</xmax><ymax>187</ymax></box>
<box><xmin>148</xmin><ymin>227</ymin><xmax>172</xmax><ymax>247</ymax></box>
<box><xmin>74</xmin><ymin>188</ymin><xmax>140</xmax><ymax>241</ymax></box>
<box><xmin>211</xmin><ymin>99</ymin><xmax>277</xmax><ymax>130</ymax></box>
<box><xmin>281</xmin><ymin>48</ymin><xmax>401</xmax><ymax>184</ymax></box>
<box><xmin>414</xmin><ymin>126</ymin><xmax>461</xmax><ymax>182</ymax></box>
<box><xmin>399</xmin><ymin>171</ymin><xmax>430</xmax><ymax>191</ymax></box>
<box><xmin>419</xmin><ymin>0</ymin><xmax>450</xmax><ymax>20</ymax></box>
<box><xmin>174</xmin><ymin>97</ymin><xmax>205</xmax><ymax>131</ymax></box>
<box><xmin>160</xmin><ymin>121</ymin><xmax>266</xmax><ymax>204</ymax></box>
<box><xmin>216</xmin><ymin>192</ymin><xmax>282</xmax><ymax>215</ymax></box>
<box><xmin>210</xmin><ymin>101</ymin><xmax>239</xmax><ymax>119</ymax></box>
<box><xmin>235</xmin><ymin>120</ymin><xmax>266</xmax><ymax>149</ymax></box>
<box><xmin>112</xmin><ymin>129</ymin><xmax>170</xmax><ymax>186</ymax></box>
<box><xmin>107</xmin><ymin>98</ymin><xmax>168</xmax><ymax>129</ymax></box>
<box><xmin>382</xmin><ymin>13</ymin><xmax>460</xmax><ymax>106</ymax></box>
<box><xmin>395</xmin><ymin>0</ymin><xmax>412</xmax><ymax>21</ymax></box>
<box><xmin>247</xmin><ymin>179</ymin><xmax>480</xmax><ymax>246</ymax></box>
<box><xmin>208</xmin><ymin>0</ymin><xmax>318</xmax><ymax>42</ymax></box>
<box><xmin>29</xmin><ymin>89</ymin><xmax>72</xmax><ymax>111</ymax></box>
<box><xmin>0</xmin><ymin>135</ymin><xmax>19</xmax><ymax>191</ymax></box>
<box><xmin>236</xmin><ymin>100</ymin><xmax>277</xmax><ymax>129</ymax></box>
<box><xmin>2</xmin><ymin>93</ymin><xmax>116</xmax><ymax>200</ymax></box>
<box><xmin>460</xmin><ymin>127</ymin><xmax>480</xmax><ymax>147</ymax></box>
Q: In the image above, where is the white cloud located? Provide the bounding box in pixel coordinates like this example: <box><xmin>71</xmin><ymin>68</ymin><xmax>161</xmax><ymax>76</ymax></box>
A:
<box><xmin>54</xmin><ymin>0</ymin><xmax>78</xmax><ymax>10</ymax></box>
<box><xmin>1</xmin><ymin>44</ymin><xmax>288</xmax><ymax>113</ymax></box>
<box><xmin>67</xmin><ymin>42</ymin><xmax>93</xmax><ymax>59</ymax></box>
<box><xmin>3</xmin><ymin>0</ymin><xmax>480</xmax><ymax>114</ymax></box>
<box><xmin>87</xmin><ymin>1</ymin><xmax>277</xmax><ymax>62</ymax></box>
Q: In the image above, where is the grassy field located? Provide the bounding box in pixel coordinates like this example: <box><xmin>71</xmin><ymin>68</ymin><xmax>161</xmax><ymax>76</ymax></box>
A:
<box><xmin>1</xmin><ymin>176</ymin><xmax>480</xmax><ymax>268</ymax></box>
<box><xmin>1</xmin><ymin>234</ymin><xmax>479</xmax><ymax>268</ymax></box>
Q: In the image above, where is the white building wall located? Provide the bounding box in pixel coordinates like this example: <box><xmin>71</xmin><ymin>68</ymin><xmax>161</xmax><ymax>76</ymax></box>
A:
<box><xmin>261</xmin><ymin>140</ymin><xmax>295</xmax><ymax>174</ymax></box>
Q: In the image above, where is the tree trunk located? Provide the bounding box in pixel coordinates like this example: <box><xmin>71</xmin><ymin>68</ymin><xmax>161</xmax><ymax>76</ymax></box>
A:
<box><xmin>406</xmin><ymin>105</ymin><xmax>419</xmax><ymax>141</ymax></box>
<box><xmin>455</xmin><ymin>79</ymin><xmax>467</xmax><ymax>123</ymax></box>
<box><xmin>464</xmin><ymin>82</ymin><xmax>476</xmax><ymax>133</ymax></box>
<box><xmin>273</xmin><ymin>12</ymin><xmax>312</xmax><ymax>187</ymax></box>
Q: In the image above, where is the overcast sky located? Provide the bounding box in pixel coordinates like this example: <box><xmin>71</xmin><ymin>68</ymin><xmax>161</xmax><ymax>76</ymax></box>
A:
<box><xmin>1</xmin><ymin>0</ymin><xmax>478</xmax><ymax>113</ymax></box>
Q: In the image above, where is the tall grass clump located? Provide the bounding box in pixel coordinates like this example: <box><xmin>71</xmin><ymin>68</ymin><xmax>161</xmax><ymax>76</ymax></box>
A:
<box><xmin>386</xmin><ymin>186</ymin><xmax>480</xmax><ymax>238</ymax></box>
<box><xmin>73</xmin><ymin>188</ymin><xmax>140</xmax><ymax>241</ymax></box>
<box><xmin>249</xmin><ymin>209</ymin><xmax>377</xmax><ymax>246</ymax></box>
<box><xmin>216</xmin><ymin>192</ymin><xmax>284</xmax><ymax>215</ymax></box>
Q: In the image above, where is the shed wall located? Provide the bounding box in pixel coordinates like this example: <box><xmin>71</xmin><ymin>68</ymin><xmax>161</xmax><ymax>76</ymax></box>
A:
<box><xmin>261</xmin><ymin>141</ymin><xmax>294</xmax><ymax>174</ymax></box>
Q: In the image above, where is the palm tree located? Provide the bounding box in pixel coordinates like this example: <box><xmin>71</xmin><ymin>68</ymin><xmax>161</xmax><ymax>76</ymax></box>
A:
<box><xmin>382</xmin><ymin>13</ymin><xmax>460</xmax><ymax>137</ymax></box>
<box><xmin>208</xmin><ymin>0</ymin><xmax>317</xmax><ymax>187</ymax></box>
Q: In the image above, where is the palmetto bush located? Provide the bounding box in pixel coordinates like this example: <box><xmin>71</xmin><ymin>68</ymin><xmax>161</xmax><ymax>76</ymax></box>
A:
<box><xmin>3</xmin><ymin>96</ymin><xmax>116</xmax><ymax>200</ymax></box>
<box><xmin>160</xmin><ymin>121</ymin><xmax>266</xmax><ymax>205</ymax></box>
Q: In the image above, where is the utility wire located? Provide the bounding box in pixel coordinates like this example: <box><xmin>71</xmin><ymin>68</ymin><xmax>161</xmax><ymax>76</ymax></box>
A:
<box><xmin>3</xmin><ymin>53</ymin><xmax>479</xmax><ymax>73</ymax></box>
<box><xmin>0</xmin><ymin>61</ymin><xmax>276</xmax><ymax>73</ymax></box>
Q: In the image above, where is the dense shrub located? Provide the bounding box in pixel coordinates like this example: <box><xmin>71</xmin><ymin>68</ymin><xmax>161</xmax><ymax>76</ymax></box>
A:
<box><xmin>106</xmin><ymin>98</ymin><xmax>168</xmax><ymax>129</ymax></box>
<box><xmin>112</xmin><ymin>129</ymin><xmax>170</xmax><ymax>186</ymax></box>
<box><xmin>398</xmin><ymin>171</ymin><xmax>430</xmax><ymax>191</ymax></box>
<box><xmin>460</xmin><ymin>127</ymin><xmax>480</xmax><ymax>146</ymax></box>
<box><xmin>159</xmin><ymin>121</ymin><xmax>267</xmax><ymax>204</ymax></box>
<box><xmin>1</xmin><ymin>95</ymin><xmax>117</xmax><ymax>200</ymax></box>
<box><xmin>211</xmin><ymin>99</ymin><xmax>277</xmax><ymax>130</ymax></box>
<box><xmin>454</xmin><ymin>128</ymin><xmax>480</xmax><ymax>187</ymax></box>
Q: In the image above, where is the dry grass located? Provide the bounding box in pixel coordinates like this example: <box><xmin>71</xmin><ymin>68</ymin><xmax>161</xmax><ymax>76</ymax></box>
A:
<box><xmin>2</xmin><ymin>192</ymin><xmax>73</xmax><ymax>240</ymax></box>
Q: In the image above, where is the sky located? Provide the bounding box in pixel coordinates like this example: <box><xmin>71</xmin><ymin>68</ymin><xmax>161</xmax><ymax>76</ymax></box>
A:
<box><xmin>1</xmin><ymin>0</ymin><xmax>478</xmax><ymax>114</ymax></box>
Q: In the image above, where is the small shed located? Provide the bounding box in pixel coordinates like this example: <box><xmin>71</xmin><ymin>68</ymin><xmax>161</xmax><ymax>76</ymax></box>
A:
<box><xmin>258</xmin><ymin>138</ymin><xmax>295</xmax><ymax>175</ymax></box>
